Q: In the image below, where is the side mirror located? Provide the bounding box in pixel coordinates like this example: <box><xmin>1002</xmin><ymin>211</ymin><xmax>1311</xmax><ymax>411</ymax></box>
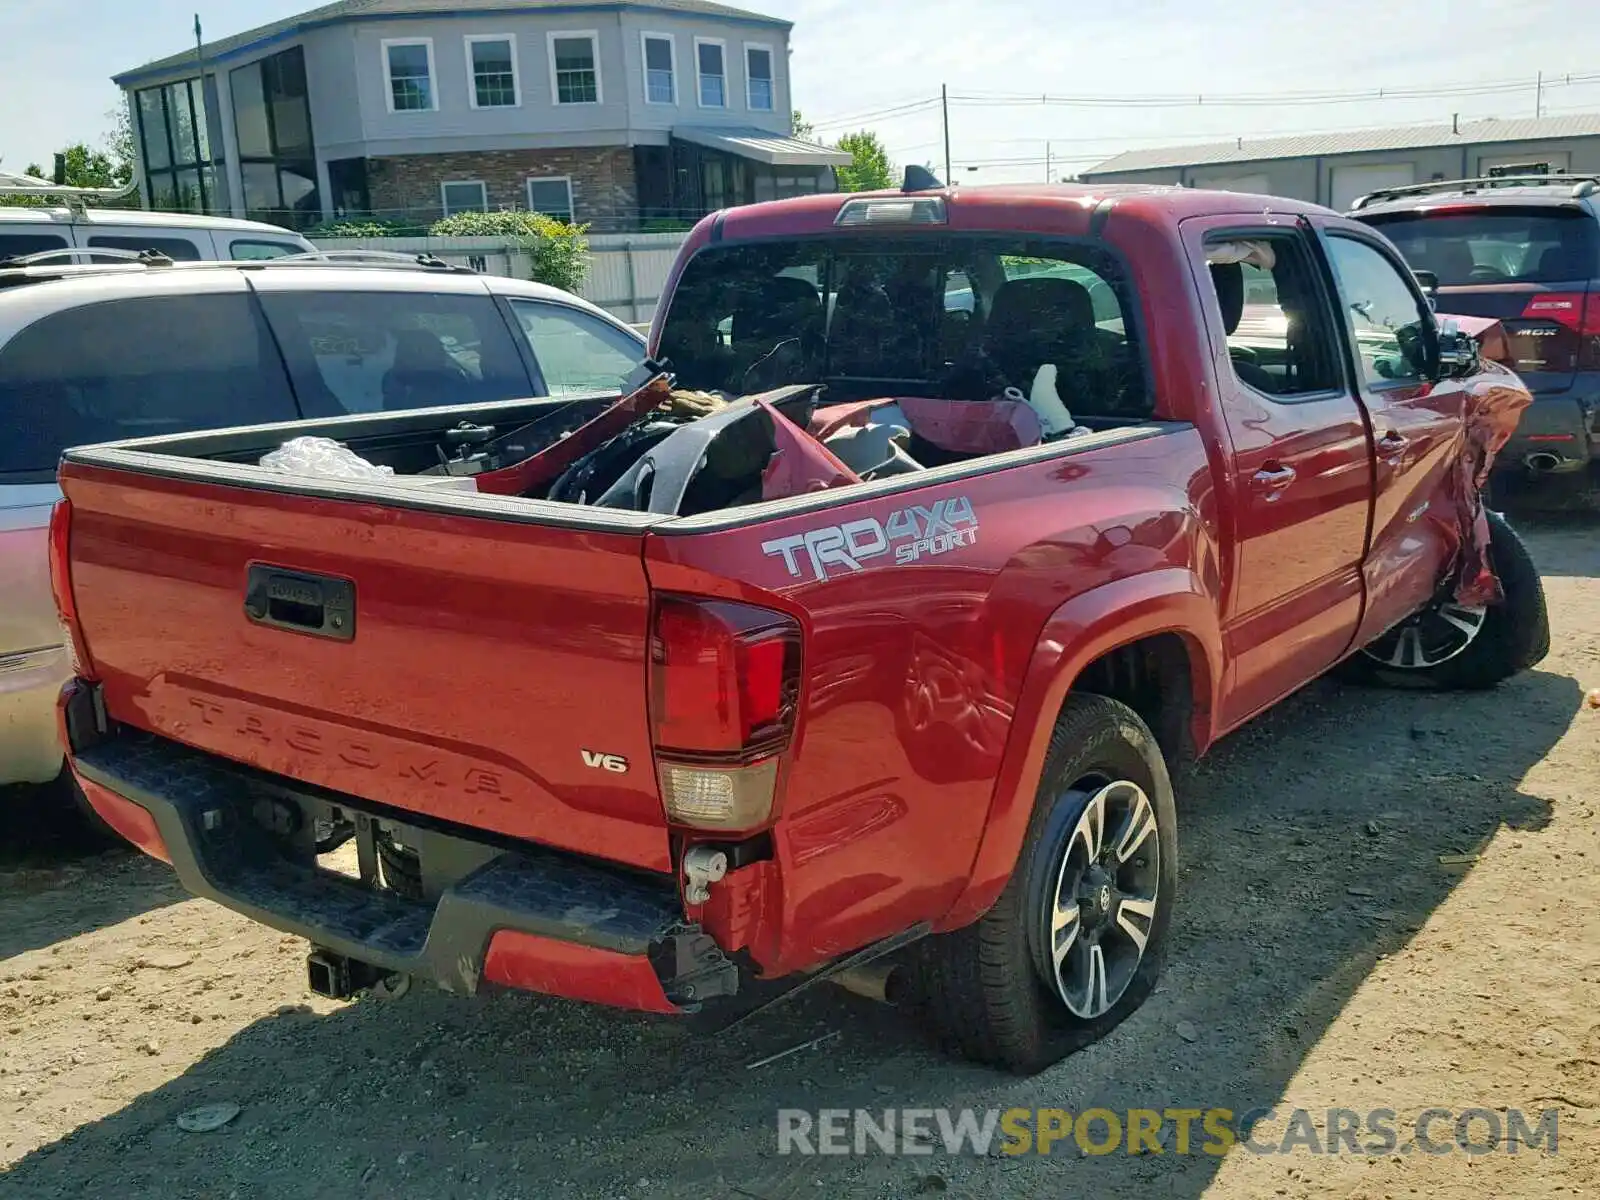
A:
<box><xmin>1412</xmin><ymin>269</ymin><xmax>1439</xmax><ymax>311</ymax></box>
<box><xmin>1434</xmin><ymin>317</ymin><xmax>1480</xmax><ymax>379</ymax></box>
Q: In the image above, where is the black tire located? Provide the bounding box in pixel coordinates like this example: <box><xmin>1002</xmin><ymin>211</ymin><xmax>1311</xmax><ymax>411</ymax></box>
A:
<box><xmin>59</xmin><ymin>771</ymin><xmax>121</xmax><ymax>845</ymax></box>
<box><xmin>1343</xmin><ymin>509</ymin><xmax>1549</xmax><ymax>691</ymax></box>
<box><xmin>377</xmin><ymin>835</ymin><xmax>425</xmax><ymax>900</ymax></box>
<box><xmin>907</xmin><ymin>694</ymin><xmax>1178</xmax><ymax>1074</ymax></box>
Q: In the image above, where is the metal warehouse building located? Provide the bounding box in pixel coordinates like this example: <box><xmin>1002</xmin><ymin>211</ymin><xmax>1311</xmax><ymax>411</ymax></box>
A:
<box><xmin>1079</xmin><ymin>113</ymin><xmax>1600</xmax><ymax>211</ymax></box>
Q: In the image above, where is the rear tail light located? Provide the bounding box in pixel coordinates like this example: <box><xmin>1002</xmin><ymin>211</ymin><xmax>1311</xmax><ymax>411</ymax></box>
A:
<box><xmin>1520</xmin><ymin>292</ymin><xmax>1600</xmax><ymax>370</ymax></box>
<box><xmin>47</xmin><ymin>500</ymin><xmax>92</xmax><ymax>676</ymax></box>
<box><xmin>649</xmin><ymin>596</ymin><xmax>801</xmax><ymax>831</ymax></box>
<box><xmin>1521</xmin><ymin>292</ymin><xmax>1600</xmax><ymax>334</ymax></box>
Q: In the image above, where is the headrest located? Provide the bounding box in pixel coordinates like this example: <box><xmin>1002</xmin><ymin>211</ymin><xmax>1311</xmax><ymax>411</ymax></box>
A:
<box><xmin>989</xmin><ymin>276</ymin><xmax>1095</xmax><ymax>334</ymax></box>
<box><xmin>1210</xmin><ymin>262</ymin><xmax>1244</xmax><ymax>335</ymax></box>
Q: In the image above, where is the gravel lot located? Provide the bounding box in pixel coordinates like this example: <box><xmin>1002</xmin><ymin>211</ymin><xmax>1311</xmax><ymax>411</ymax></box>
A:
<box><xmin>2</xmin><ymin>514</ymin><xmax>1597</xmax><ymax>1200</ymax></box>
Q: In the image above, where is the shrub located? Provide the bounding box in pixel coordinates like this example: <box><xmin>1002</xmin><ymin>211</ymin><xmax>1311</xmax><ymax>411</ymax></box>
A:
<box><xmin>305</xmin><ymin>215</ymin><xmax>428</xmax><ymax>238</ymax></box>
<box><xmin>427</xmin><ymin>210</ymin><xmax>589</xmax><ymax>295</ymax></box>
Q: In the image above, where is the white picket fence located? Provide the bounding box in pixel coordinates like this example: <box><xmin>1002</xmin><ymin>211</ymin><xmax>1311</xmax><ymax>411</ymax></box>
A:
<box><xmin>311</xmin><ymin>231</ymin><xmax>692</xmax><ymax>325</ymax></box>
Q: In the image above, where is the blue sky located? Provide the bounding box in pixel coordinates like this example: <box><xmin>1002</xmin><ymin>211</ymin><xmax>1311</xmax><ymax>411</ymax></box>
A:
<box><xmin>3</xmin><ymin>0</ymin><xmax>1599</xmax><ymax>183</ymax></box>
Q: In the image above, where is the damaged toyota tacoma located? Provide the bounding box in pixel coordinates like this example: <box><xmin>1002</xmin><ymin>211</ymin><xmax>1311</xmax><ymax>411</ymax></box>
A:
<box><xmin>51</xmin><ymin>182</ymin><xmax>1548</xmax><ymax>1073</ymax></box>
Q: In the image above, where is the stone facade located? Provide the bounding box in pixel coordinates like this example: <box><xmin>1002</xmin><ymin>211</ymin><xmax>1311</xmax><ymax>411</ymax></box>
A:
<box><xmin>365</xmin><ymin>146</ymin><xmax>638</xmax><ymax>229</ymax></box>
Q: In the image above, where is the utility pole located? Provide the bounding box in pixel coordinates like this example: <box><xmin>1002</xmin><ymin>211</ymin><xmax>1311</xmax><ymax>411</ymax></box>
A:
<box><xmin>942</xmin><ymin>84</ymin><xmax>951</xmax><ymax>184</ymax></box>
<box><xmin>1045</xmin><ymin>141</ymin><xmax>1051</xmax><ymax>183</ymax></box>
<box><xmin>1536</xmin><ymin>70</ymin><xmax>1544</xmax><ymax>118</ymax></box>
<box><xmin>193</xmin><ymin>14</ymin><xmax>208</xmax><ymax>213</ymax></box>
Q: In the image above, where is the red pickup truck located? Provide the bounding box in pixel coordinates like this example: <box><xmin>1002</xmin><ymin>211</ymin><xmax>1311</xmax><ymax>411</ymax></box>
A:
<box><xmin>52</xmin><ymin>183</ymin><xmax>1547</xmax><ymax>1074</ymax></box>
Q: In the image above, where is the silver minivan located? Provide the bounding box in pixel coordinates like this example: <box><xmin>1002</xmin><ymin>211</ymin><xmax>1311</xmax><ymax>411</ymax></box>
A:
<box><xmin>0</xmin><ymin>257</ymin><xmax>646</xmax><ymax>808</ymax></box>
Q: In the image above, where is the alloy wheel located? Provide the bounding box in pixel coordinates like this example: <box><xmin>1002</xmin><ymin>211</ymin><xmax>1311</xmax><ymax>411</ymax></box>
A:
<box><xmin>1039</xmin><ymin>778</ymin><xmax>1161</xmax><ymax>1019</ymax></box>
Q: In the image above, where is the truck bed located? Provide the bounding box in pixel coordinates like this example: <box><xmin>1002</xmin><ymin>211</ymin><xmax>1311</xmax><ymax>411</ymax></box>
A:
<box><xmin>57</xmin><ymin>391</ymin><xmax>1174</xmax><ymax>900</ymax></box>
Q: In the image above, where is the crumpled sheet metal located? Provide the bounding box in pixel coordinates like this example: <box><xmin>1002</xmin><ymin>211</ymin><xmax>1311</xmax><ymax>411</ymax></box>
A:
<box><xmin>757</xmin><ymin>397</ymin><xmax>861</xmax><ymax>500</ymax></box>
<box><xmin>810</xmin><ymin>396</ymin><xmax>1046</xmax><ymax>457</ymax></box>
<box><xmin>474</xmin><ymin>373</ymin><xmax>672</xmax><ymax>496</ymax></box>
<box><xmin>1446</xmin><ymin>346</ymin><xmax>1532</xmax><ymax>608</ymax></box>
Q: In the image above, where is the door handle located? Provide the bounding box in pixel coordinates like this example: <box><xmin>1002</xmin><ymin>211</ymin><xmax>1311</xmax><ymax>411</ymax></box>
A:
<box><xmin>1379</xmin><ymin>430</ymin><xmax>1410</xmax><ymax>459</ymax></box>
<box><xmin>1252</xmin><ymin>463</ymin><xmax>1297</xmax><ymax>495</ymax></box>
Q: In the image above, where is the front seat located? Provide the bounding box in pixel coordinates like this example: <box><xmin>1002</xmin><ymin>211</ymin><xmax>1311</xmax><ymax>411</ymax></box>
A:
<box><xmin>984</xmin><ymin>275</ymin><xmax>1139</xmax><ymax>412</ymax></box>
<box><xmin>382</xmin><ymin>329</ymin><xmax>471</xmax><ymax>411</ymax></box>
<box><xmin>1209</xmin><ymin>262</ymin><xmax>1280</xmax><ymax>394</ymax></box>
<box><xmin>731</xmin><ymin>274</ymin><xmax>824</xmax><ymax>388</ymax></box>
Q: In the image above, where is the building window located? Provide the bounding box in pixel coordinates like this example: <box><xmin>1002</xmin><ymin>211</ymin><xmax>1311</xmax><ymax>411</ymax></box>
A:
<box><xmin>441</xmin><ymin>180</ymin><xmax>489</xmax><ymax>216</ymax></box>
<box><xmin>696</xmin><ymin>39</ymin><xmax>726</xmax><ymax>108</ymax></box>
<box><xmin>231</xmin><ymin>46</ymin><xmax>320</xmax><ymax>229</ymax></box>
<box><xmin>549</xmin><ymin>32</ymin><xmax>600</xmax><ymax>105</ymax></box>
<box><xmin>133</xmin><ymin>76</ymin><xmax>227</xmax><ymax>215</ymax></box>
<box><xmin>642</xmin><ymin>33</ymin><xmax>675</xmax><ymax>105</ymax></box>
<box><xmin>466</xmin><ymin>35</ymin><xmax>519</xmax><ymax>108</ymax></box>
<box><xmin>526</xmin><ymin>176</ymin><xmax>575</xmax><ymax>224</ymax></box>
<box><xmin>745</xmin><ymin>44</ymin><xmax>774</xmax><ymax>111</ymax></box>
<box><xmin>383</xmin><ymin>38</ymin><xmax>436</xmax><ymax>112</ymax></box>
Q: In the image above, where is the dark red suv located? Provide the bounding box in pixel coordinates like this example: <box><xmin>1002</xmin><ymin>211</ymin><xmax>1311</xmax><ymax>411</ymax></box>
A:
<box><xmin>1352</xmin><ymin>175</ymin><xmax>1600</xmax><ymax>487</ymax></box>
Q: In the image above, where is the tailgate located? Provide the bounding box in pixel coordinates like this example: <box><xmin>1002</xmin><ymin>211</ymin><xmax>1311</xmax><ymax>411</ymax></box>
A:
<box><xmin>1433</xmin><ymin>280</ymin><xmax>1589</xmax><ymax>393</ymax></box>
<box><xmin>59</xmin><ymin>463</ymin><xmax>670</xmax><ymax>872</ymax></box>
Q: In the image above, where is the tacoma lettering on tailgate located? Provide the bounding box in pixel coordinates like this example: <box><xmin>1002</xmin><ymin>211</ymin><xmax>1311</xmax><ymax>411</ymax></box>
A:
<box><xmin>761</xmin><ymin>497</ymin><xmax>979</xmax><ymax>582</ymax></box>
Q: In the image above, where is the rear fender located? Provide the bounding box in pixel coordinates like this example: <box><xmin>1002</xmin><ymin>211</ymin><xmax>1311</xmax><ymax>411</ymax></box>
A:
<box><xmin>938</xmin><ymin>568</ymin><xmax>1222</xmax><ymax>930</ymax></box>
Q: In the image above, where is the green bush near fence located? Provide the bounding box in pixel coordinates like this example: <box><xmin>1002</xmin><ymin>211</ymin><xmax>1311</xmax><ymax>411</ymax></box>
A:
<box><xmin>305</xmin><ymin>215</ymin><xmax>429</xmax><ymax>238</ymax></box>
<box><xmin>427</xmin><ymin>210</ymin><xmax>590</xmax><ymax>295</ymax></box>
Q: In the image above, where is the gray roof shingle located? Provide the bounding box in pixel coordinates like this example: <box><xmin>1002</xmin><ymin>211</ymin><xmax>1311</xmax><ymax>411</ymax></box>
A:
<box><xmin>1081</xmin><ymin>113</ymin><xmax>1600</xmax><ymax>176</ymax></box>
<box><xmin>115</xmin><ymin>0</ymin><xmax>788</xmax><ymax>82</ymax></box>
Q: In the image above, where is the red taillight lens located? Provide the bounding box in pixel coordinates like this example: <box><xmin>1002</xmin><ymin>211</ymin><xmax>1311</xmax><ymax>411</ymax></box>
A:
<box><xmin>650</xmin><ymin>596</ymin><xmax>800</xmax><ymax>759</ymax></box>
<box><xmin>47</xmin><ymin>499</ymin><xmax>91</xmax><ymax>676</ymax></box>
<box><xmin>650</xmin><ymin>596</ymin><xmax>801</xmax><ymax>831</ymax></box>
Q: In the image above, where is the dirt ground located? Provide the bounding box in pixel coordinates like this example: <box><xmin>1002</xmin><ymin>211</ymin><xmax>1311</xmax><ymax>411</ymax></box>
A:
<box><xmin>2</xmin><ymin>514</ymin><xmax>1597</xmax><ymax>1200</ymax></box>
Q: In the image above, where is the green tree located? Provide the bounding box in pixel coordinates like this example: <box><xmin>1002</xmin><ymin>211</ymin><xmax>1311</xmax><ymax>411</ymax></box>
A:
<box><xmin>10</xmin><ymin>108</ymin><xmax>137</xmax><ymax>208</ymax></box>
<box><xmin>24</xmin><ymin>143</ymin><xmax>127</xmax><ymax>190</ymax></box>
<box><xmin>834</xmin><ymin>130</ymin><xmax>894</xmax><ymax>192</ymax></box>
<box><xmin>791</xmin><ymin>109</ymin><xmax>815</xmax><ymax>140</ymax></box>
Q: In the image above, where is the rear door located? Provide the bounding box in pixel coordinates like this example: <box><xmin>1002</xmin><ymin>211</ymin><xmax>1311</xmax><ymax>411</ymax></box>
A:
<box><xmin>1359</xmin><ymin>204</ymin><xmax>1598</xmax><ymax>394</ymax></box>
<box><xmin>82</xmin><ymin>231</ymin><xmax>210</xmax><ymax>263</ymax></box>
<box><xmin>1314</xmin><ymin>221</ymin><xmax>1470</xmax><ymax>650</ymax></box>
<box><xmin>249</xmin><ymin>276</ymin><xmax>539</xmax><ymax>415</ymax></box>
<box><xmin>1183</xmin><ymin>217</ymin><xmax>1373</xmax><ymax>728</ymax></box>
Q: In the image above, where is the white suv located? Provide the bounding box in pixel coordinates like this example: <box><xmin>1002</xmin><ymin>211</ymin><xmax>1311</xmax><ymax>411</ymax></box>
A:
<box><xmin>0</xmin><ymin>257</ymin><xmax>646</xmax><ymax>806</ymax></box>
<box><xmin>0</xmin><ymin>205</ymin><xmax>314</xmax><ymax>263</ymax></box>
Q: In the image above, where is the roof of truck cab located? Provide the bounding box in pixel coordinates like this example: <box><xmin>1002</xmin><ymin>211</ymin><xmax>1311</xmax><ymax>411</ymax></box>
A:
<box><xmin>0</xmin><ymin>206</ymin><xmax>312</xmax><ymax>238</ymax></box>
<box><xmin>706</xmin><ymin>182</ymin><xmax>1337</xmax><ymax>241</ymax></box>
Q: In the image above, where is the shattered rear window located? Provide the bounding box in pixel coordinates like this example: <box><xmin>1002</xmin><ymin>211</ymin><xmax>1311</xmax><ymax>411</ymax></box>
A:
<box><xmin>657</xmin><ymin>234</ymin><xmax>1149</xmax><ymax>416</ymax></box>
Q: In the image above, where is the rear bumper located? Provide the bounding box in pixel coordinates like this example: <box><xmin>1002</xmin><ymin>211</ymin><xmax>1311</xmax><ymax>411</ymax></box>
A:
<box><xmin>1498</xmin><ymin>392</ymin><xmax>1596</xmax><ymax>474</ymax></box>
<box><xmin>66</xmin><ymin>709</ymin><xmax>738</xmax><ymax>1013</ymax></box>
<box><xmin>0</xmin><ymin>645</ymin><xmax>71</xmax><ymax>787</ymax></box>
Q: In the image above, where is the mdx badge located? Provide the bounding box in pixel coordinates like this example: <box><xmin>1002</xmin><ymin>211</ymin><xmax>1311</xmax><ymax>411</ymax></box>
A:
<box><xmin>762</xmin><ymin>496</ymin><xmax>979</xmax><ymax>582</ymax></box>
<box><xmin>581</xmin><ymin>750</ymin><xmax>629</xmax><ymax>774</ymax></box>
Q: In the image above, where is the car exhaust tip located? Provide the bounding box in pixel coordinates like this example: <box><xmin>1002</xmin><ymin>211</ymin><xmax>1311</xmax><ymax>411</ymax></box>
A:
<box><xmin>1524</xmin><ymin>452</ymin><xmax>1563</xmax><ymax>473</ymax></box>
<box><xmin>830</xmin><ymin>961</ymin><xmax>907</xmax><ymax>1005</ymax></box>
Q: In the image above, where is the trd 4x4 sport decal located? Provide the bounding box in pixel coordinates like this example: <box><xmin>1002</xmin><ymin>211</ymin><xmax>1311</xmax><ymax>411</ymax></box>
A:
<box><xmin>761</xmin><ymin>497</ymin><xmax>979</xmax><ymax>582</ymax></box>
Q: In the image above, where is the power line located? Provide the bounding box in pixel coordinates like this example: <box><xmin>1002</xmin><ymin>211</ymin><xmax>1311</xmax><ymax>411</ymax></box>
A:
<box><xmin>808</xmin><ymin>96</ymin><xmax>941</xmax><ymax>131</ymax></box>
<box><xmin>947</xmin><ymin>71</ymin><xmax>1600</xmax><ymax>110</ymax></box>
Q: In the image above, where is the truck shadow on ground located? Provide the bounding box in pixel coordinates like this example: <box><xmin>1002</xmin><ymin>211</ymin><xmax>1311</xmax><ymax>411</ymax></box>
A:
<box><xmin>0</xmin><ymin>785</ymin><xmax>184</xmax><ymax>961</ymax></box>
<box><xmin>0</xmin><ymin>667</ymin><xmax>1583</xmax><ymax>1200</ymax></box>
